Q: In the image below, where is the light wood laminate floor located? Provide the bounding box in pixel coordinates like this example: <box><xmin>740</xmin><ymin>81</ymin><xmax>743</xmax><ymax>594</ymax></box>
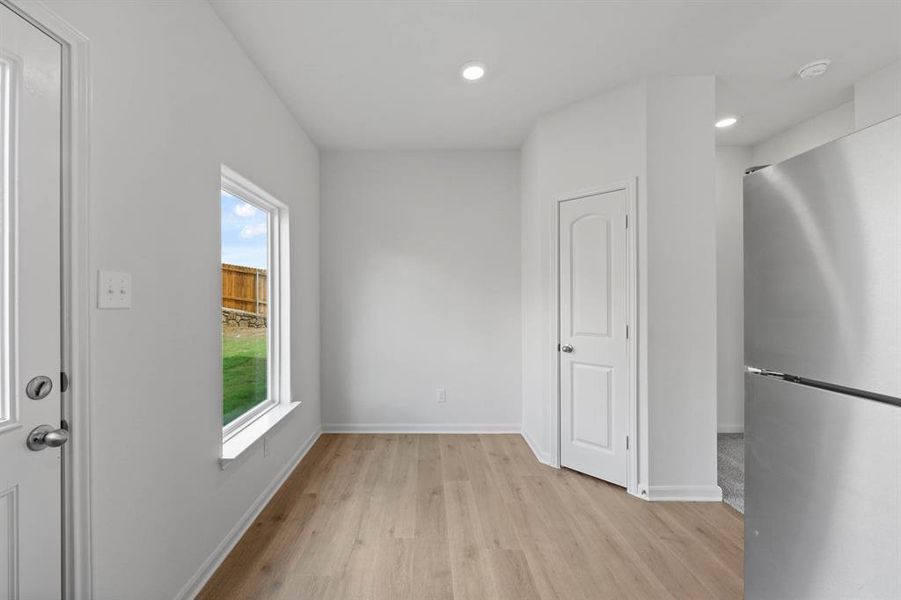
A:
<box><xmin>200</xmin><ymin>434</ymin><xmax>743</xmax><ymax>599</ymax></box>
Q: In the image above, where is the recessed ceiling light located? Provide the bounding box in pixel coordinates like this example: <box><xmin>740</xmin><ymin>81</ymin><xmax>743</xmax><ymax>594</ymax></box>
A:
<box><xmin>715</xmin><ymin>117</ymin><xmax>738</xmax><ymax>128</ymax></box>
<box><xmin>798</xmin><ymin>59</ymin><xmax>830</xmax><ymax>79</ymax></box>
<box><xmin>461</xmin><ymin>61</ymin><xmax>486</xmax><ymax>81</ymax></box>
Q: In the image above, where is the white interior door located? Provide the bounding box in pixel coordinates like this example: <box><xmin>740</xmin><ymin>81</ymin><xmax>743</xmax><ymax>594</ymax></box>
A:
<box><xmin>0</xmin><ymin>5</ymin><xmax>64</xmax><ymax>599</ymax></box>
<box><xmin>559</xmin><ymin>189</ymin><xmax>629</xmax><ymax>487</ymax></box>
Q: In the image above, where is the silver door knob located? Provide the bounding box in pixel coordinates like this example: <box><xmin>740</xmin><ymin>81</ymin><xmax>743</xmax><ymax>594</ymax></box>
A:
<box><xmin>27</xmin><ymin>424</ymin><xmax>69</xmax><ymax>451</ymax></box>
<box><xmin>561</xmin><ymin>344</ymin><xmax>574</xmax><ymax>353</ymax></box>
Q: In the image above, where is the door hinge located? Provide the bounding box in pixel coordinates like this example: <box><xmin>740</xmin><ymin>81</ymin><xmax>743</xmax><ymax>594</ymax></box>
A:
<box><xmin>625</xmin><ymin>324</ymin><xmax>629</xmax><ymax>339</ymax></box>
<box><xmin>626</xmin><ymin>435</ymin><xmax>630</xmax><ymax>450</ymax></box>
<box><xmin>557</xmin><ymin>343</ymin><xmax>561</xmax><ymax>351</ymax></box>
<box><xmin>60</xmin><ymin>371</ymin><xmax>69</xmax><ymax>393</ymax></box>
<box><xmin>625</xmin><ymin>215</ymin><xmax>629</xmax><ymax>228</ymax></box>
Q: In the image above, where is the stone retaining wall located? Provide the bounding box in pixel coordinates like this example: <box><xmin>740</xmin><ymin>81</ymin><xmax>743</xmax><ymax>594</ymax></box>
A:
<box><xmin>222</xmin><ymin>307</ymin><xmax>267</xmax><ymax>329</ymax></box>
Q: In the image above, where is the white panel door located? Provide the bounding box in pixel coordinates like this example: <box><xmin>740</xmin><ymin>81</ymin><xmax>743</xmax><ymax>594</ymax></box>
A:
<box><xmin>559</xmin><ymin>190</ymin><xmax>629</xmax><ymax>487</ymax></box>
<box><xmin>0</xmin><ymin>5</ymin><xmax>63</xmax><ymax>599</ymax></box>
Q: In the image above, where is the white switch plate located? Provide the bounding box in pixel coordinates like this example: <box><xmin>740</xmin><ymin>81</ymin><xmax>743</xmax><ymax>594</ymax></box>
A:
<box><xmin>437</xmin><ymin>388</ymin><xmax>446</xmax><ymax>403</ymax></box>
<box><xmin>98</xmin><ymin>270</ymin><xmax>132</xmax><ymax>309</ymax></box>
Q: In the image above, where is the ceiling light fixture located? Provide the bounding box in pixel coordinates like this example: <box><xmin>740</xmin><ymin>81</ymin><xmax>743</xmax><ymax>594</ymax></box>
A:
<box><xmin>715</xmin><ymin>116</ymin><xmax>738</xmax><ymax>128</ymax></box>
<box><xmin>460</xmin><ymin>61</ymin><xmax>486</xmax><ymax>82</ymax></box>
<box><xmin>798</xmin><ymin>59</ymin><xmax>830</xmax><ymax>79</ymax></box>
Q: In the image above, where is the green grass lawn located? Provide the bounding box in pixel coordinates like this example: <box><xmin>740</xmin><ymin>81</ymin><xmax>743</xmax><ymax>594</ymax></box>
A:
<box><xmin>222</xmin><ymin>328</ymin><xmax>268</xmax><ymax>425</ymax></box>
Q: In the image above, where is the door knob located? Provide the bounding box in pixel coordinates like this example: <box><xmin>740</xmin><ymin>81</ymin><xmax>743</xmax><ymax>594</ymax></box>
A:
<box><xmin>26</xmin><ymin>424</ymin><xmax>69</xmax><ymax>451</ymax></box>
<box><xmin>561</xmin><ymin>344</ymin><xmax>574</xmax><ymax>353</ymax></box>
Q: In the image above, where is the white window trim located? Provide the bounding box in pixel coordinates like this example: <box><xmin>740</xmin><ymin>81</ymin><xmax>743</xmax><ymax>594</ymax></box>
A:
<box><xmin>219</xmin><ymin>165</ymin><xmax>294</xmax><ymax>466</ymax></box>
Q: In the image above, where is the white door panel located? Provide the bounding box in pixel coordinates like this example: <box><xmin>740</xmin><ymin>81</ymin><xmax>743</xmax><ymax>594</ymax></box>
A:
<box><xmin>571</xmin><ymin>363</ymin><xmax>612</xmax><ymax>449</ymax></box>
<box><xmin>570</xmin><ymin>215</ymin><xmax>611</xmax><ymax>337</ymax></box>
<box><xmin>559</xmin><ymin>190</ymin><xmax>629</xmax><ymax>486</ymax></box>
<box><xmin>0</xmin><ymin>5</ymin><xmax>63</xmax><ymax>599</ymax></box>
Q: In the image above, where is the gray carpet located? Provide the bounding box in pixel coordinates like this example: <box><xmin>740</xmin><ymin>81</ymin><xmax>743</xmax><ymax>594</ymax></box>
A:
<box><xmin>718</xmin><ymin>433</ymin><xmax>744</xmax><ymax>513</ymax></box>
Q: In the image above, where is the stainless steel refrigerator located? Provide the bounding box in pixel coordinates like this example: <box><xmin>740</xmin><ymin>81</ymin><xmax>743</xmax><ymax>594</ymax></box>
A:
<box><xmin>743</xmin><ymin>115</ymin><xmax>901</xmax><ymax>599</ymax></box>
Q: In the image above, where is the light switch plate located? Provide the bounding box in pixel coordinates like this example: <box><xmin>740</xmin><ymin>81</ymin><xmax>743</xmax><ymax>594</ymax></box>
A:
<box><xmin>98</xmin><ymin>270</ymin><xmax>132</xmax><ymax>309</ymax></box>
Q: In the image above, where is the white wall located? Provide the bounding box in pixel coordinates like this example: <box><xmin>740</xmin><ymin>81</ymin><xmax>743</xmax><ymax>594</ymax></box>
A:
<box><xmin>521</xmin><ymin>77</ymin><xmax>719</xmax><ymax>497</ymax></box>
<box><xmin>43</xmin><ymin>2</ymin><xmax>320</xmax><ymax>598</ymax></box>
<box><xmin>751</xmin><ymin>101</ymin><xmax>854</xmax><ymax>166</ymax></box>
<box><xmin>644</xmin><ymin>77</ymin><xmax>718</xmax><ymax>493</ymax></box>
<box><xmin>320</xmin><ymin>151</ymin><xmax>522</xmax><ymax>431</ymax></box>
<box><xmin>715</xmin><ymin>146</ymin><xmax>752</xmax><ymax>433</ymax></box>
<box><xmin>855</xmin><ymin>60</ymin><xmax>901</xmax><ymax>130</ymax></box>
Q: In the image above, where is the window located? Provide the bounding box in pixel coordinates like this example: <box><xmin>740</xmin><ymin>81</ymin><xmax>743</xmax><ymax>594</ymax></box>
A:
<box><xmin>0</xmin><ymin>54</ymin><xmax>15</xmax><ymax>431</ymax></box>
<box><xmin>220</xmin><ymin>166</ymin><xmax>291</xmax><ymax>443</ymax></box>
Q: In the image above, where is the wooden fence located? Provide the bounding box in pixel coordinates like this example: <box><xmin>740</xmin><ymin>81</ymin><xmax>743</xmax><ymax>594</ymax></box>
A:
<box><xmin>222</xmin><ymin>263</ymin><xmax>268</xmax><ymax>315</ymax></box>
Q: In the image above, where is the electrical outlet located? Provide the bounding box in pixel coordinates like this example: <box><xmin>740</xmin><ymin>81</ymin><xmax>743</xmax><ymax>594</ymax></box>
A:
<box><xmin>437</xmin><ymin>388</ymin><xmax>446</xmax><ymax>403</ymax></box>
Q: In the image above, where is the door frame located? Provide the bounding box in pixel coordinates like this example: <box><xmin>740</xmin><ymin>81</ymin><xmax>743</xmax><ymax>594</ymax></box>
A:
<box><xmin>551</xmin><ymin>179</ymin><xmax>646</xmax><ymax>498</ymax></box>
<box><xmin>3</xmin><ymin>1</ymin><xmax>92</xmax><ymax>597</ymax></box>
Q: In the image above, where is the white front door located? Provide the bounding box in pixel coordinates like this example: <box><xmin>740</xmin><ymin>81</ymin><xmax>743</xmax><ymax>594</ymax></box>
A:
<box><xmin>0</xmin><ymin>5</ymin><xmax>64</xmax><ymax>598</ymax></box>
<box><xmin>559</xmin><ymin>189</ymin><xmax>630</xmax><ymax>487</ymax></box>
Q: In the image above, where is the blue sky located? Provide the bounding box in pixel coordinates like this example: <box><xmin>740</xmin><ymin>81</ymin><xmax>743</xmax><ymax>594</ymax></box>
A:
<box><xmin>221</xmin><ymin>190</ymin><xmax>269</xmax><ymax>269</ymax></box>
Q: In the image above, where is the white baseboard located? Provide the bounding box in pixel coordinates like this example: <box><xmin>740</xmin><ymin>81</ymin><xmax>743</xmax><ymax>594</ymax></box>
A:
<box><xmin>717</xmin><ymin>424</ymin><xmax>745</xmax><ymax>434</ymax></box>
<box><xmin>521</xmin><ymin>429</ymin><xmax>555</xmax><ymax>467</ymax></box>
<box><xmin>647</xmin><ymin>484</ymin><xmax>723</xmax><ymax>502</ymax></box>
<box><xmin>321</xmin><ymin>423</ymin><xmax>521</xmax><ymax>434</ymax></box>
<box><xmin>174</xmin><ymin>426</ymin><xmax>322</xmax><ymax>600</ymax></box>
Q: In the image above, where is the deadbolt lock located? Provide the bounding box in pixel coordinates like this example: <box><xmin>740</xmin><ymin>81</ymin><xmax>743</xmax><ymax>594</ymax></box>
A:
<box><xmin>25</xmin><ymin>375</ymin><xmax>52</xmax><ymax>400</ymax></box>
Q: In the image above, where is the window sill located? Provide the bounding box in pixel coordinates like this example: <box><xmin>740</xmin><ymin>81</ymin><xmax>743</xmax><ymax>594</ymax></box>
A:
<box><xmin>219</xmin><ymin>402</ymin><xmax>300</xmax><ymax>469</ymax></box>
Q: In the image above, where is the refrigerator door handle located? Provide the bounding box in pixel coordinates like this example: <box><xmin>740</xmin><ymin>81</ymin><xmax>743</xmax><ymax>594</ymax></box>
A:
<box><xmin>746</xmin><ymin>365</ymin><xmax>781</xmax><ymax>376</ymax></box>
<box><xmin>745</xmin><ymin>366</ymin><xmax>803</xmax><ymax>383</ymax></box>
<box><xmin>745</xmin><ymin>366</ymin><xmax>801</xmax><ymax>383</ymax></box>
<box><xmin>747</xmin><ymin>366</ymin><xmax>901</xmax><ymax>408</ymax></box>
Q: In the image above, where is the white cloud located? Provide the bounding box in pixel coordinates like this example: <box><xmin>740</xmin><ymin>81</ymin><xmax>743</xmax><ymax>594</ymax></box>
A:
<box><xmin>234</xmin><ymin>202</ymin><xmax>258</xmax><ymax>218</ymax></box>
<box><xmin>239</xmin><ymin>222</ymin><xmax>267</xmax><ymax>239</ymax></box>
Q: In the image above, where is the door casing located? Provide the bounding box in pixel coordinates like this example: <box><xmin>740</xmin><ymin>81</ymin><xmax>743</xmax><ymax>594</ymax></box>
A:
<box><xmin>550</xmin><ymin>179</ymin><xmax>645</xmax><ymax>498</ymax></box>
<box><xmin>3</xmin><ymin>1</ymin><xmax>92</xmax><ymax>597</ymax></box>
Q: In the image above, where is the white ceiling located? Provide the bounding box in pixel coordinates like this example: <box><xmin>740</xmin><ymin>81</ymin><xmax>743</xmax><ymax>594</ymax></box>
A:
<box><xmin>210</xmin><ymin>0</ymin><xmax>901</xmax><ymax>149</ymax></box>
